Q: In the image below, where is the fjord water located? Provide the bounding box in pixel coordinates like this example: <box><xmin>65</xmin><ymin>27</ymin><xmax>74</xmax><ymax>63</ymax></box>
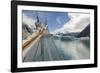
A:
<box><xmin>23</xmin><ymin>35</ymin><xmax>90</xmax><ymax>62</ymax></box>
<box><xmin>54</xmin><ymin>36</ymin><xmax>90</xmax><ymax>60</ymax></box>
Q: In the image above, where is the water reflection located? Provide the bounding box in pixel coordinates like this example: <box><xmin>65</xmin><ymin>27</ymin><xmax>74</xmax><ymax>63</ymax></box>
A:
<box><xmin>54</xmin><ymin>36</ymin><xmax>90</xmax><ymax>60</ymax></box>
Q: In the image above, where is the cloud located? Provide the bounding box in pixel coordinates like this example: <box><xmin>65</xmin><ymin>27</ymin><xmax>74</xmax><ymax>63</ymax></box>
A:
<box><xmin>52</xmin><ymin>13</ymin><xmax>90</xmax><ymax>34</ymax></box>
<box><xmin>22</xmin><ymin>13</ymin><xmax>36</xmax><ymax>30</ymax></box>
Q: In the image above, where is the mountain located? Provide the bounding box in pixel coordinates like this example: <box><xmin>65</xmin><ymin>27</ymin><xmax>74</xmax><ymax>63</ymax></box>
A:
<box><xmin>77</xmin><ymin>24</ymin><xmax>90</xmax><ymax>37</ymax></box>
<box><xmin>62</xmin><ymin>32</ymin><xmax>79</xmax><ymax>37</ymax></box>
<box><xmin>22</xmin><ymin>23</ymin><xmax>33</xmax><ymax>40</ymax></box>
<box><xmin>56</xmin><ymin>32</ymin><xmax>79</xmax><ymax>37</ymax></box>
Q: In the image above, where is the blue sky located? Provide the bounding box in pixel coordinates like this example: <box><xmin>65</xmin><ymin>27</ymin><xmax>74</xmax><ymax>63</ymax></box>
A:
<box><xmin>22</xmin><ymin>10</ymin><xmax>70</xmax><ymax>32</ymax></box>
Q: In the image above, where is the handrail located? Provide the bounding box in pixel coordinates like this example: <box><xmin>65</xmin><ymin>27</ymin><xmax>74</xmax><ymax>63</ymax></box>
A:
<box><xmin>22</xmin><ymin>31</ymin><xmax>43</xmax><ymax>50</ymax></box>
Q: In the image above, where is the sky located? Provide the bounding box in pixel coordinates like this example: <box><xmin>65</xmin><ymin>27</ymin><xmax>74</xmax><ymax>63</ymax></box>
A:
<box><xmin>22</xmin><ymin>10</ymin><xmax>90</xmax><ymax>34</ymax></box>
<box><xmin>22</xmin><ymin>10</ymin><xmax>70</xmax><ymax>32</ymax></box>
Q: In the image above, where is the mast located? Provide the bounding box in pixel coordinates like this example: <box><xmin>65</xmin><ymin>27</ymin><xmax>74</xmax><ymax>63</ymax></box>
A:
<box><xmin>36</xmin><ymin>12</ymin><xmax>39</xmax><ymax>23</ymax></box>
<box><xmin>35</xmin><ymin>11</ymin><xmax>41</xmax><ymax>30</ymax></box>
<box><xmin>44</xmin><ymin>14</ymin><xmax>48</xmax><ymax>30</ymax></box>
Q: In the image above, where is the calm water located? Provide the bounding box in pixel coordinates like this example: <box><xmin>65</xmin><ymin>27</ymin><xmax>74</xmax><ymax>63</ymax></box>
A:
<box><xmin>23</xmin><ymin>35</ymin><xmax>90</xmax><ymax>62</ymax></box>
<box><xmin>54</xmin><ymin>36</ymin><xmax>90</xmax><ymax>60</ymax></box>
